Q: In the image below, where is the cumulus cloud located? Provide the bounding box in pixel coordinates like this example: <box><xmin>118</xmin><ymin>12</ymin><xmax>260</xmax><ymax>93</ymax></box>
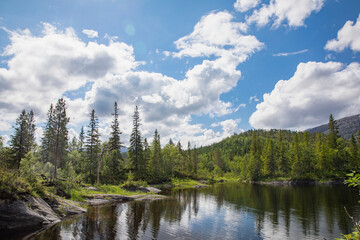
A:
<box><xmin>246</xmin><ymin>0</ymin><xmax>325</xmax><ymax>28</ymax></box>
<box><xmin>0</xmin><ymin>23</ymin><xmax>138</xmax><ymax>124</ymax></box>
<box><xmin>234</xmin><ymin>0</ymin><xmax>261</xmax><ymax>12</ymax></box>
<box><xmin>249</xmin><ymin>61</ymin><xmax>360</xmax><ymax>130</ymax></box>
<box><xmin>172</xmin><ymin>11</ymin><xmax>263</xmax><ymax>61</ymax></box>
<box><xmin>82</xmin><ymin>29</ymin><xmax>98</xmax><ymax>38</ymax></box>
<box><xmin>325</xmin><ymin>14</ymin><xmax>360</xmax><ymax>52</ymax></box>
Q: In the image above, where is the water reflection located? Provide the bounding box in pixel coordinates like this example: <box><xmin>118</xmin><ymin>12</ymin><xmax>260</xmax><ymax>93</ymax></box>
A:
<box><xmin>28</xmin><ymin>183</ymin><xmax>359</xmax><ymax>240</ymax></box>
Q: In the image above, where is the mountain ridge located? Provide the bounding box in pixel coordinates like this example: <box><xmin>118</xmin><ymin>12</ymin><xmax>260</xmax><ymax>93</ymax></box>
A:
<box><xmin>307</xmin><ymin>114</ymin><xmax>360</xmax><ymax>139</ymax></box>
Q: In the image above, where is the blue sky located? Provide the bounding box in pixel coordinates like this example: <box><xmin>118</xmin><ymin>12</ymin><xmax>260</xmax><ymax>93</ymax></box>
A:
<box><xmin>0</xmin><ymin>0</ymin><xmax>360</xmax><ymax>147</ymax></box>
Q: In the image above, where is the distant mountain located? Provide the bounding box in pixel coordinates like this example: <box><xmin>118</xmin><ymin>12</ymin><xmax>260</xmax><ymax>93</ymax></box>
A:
<box><xmin>307</xmin><ymin>114</ymin><xmax>360</xmax><ymax>139</ymax></box>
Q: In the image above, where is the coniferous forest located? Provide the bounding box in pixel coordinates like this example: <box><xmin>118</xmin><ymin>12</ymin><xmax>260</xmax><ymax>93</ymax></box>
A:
<box><xmin>1</xmin><ymin>98</ymin><xmax>360</xmax><ymax>199</ymax></box>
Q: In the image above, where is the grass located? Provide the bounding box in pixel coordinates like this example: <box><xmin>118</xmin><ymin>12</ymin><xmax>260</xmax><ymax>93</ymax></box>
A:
<box><xmin>153</xmin><ymin>178</ymin><xmax>206</xmax><ymax>190</ymax></box>
<box><xmin>68</xmin><ymin>184</ymin><xmax>146</xmax><ymax>202</ymax></box>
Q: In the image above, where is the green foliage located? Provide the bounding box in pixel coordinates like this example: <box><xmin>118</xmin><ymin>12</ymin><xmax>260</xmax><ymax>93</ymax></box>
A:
<box><xmin>121</xmin><ymin>180</ymin><xmax>148</xmax><ymax>189</ymax></box>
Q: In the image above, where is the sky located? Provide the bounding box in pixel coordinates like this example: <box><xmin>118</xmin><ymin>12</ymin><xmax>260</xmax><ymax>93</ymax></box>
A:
<box><xmin>0</xmin><ymin>0</ymin><xmax>360</xmax><ymax>147</ymax></box>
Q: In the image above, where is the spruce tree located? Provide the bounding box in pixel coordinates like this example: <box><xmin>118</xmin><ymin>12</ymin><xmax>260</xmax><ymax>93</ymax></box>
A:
<box><xmin>350</xmin><ymin>134</ymin><xmax>359</xmax><ymax>170</ymax></box>
<box><xmin>10</xmin><ymin>110</ymin><xmax>35</xmax><ymax>168</ymax></box>
<box><xmin>150</xmin><ymin>129</ymin><xmax>161</xmax><ymax>180</ymax></box>
<box><xmin>128</xmin><ymin>106</ymin><xmax>144</xmax><ymax>179</ymax></box>
<box><xmin>263</xmin><ymin>136</ymin><xmax>275</xmax><ymax>177</ymax></box>
<box><xmin>277</xmin><ymin>130</ymin><xmax>289</xmax><ymax>176</ymax></box>
<box><xmin>108</xmin><ymin>102</ymin><xmax>123</xmax><ymax>181</ymax></box>
<box><xmin>85</xmin><ymin>109</ymin><xmax>101</xmax><ymax>184</ymax></box>
<box><xmin>328</xmin><ymin>114</ymin><xmax>339</xmax><ymax>149</ymax></box>
<box><xmin>41</xmin><ymin>104</ymin><xmax>55</xmax><ymax>163</ymax></box>
<box><xmin>248</xmin><ymin>131</ymin><xmax>262</xmax><ymax>180</ymax></box>
<box><xmin>79</xmin><ymin>126</ymin><xmax>85</xmax><ymax>152</ymax></box>
<box><xmin>52</xmin><ymin>98</ymin><xmax>69</xmax><ymax>179</ymax></box>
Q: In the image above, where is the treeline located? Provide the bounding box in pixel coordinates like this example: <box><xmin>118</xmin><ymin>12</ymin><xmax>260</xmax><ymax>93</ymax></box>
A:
<box><xmin>1</xmin><ymin>98</ymin><xmax>360</xmax><ymax>185</ymax></box>
<box><xmin>197</xmin><ymin>115</ymin><xmax>360</xmax><ymax>180</ymax></box>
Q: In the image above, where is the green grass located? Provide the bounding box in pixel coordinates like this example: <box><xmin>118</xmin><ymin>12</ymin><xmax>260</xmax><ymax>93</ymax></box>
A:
<box><xmin>153</xmin><ymin>178</ymin><xmax>206</xmax><ymax>190</ymax></box>
<box><xmin>68</xmin><ymin>184</ymin><xmax>145</xmax><ymax>202</ymax></box>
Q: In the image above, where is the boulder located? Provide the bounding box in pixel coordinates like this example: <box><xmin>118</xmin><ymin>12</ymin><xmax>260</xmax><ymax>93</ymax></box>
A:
<box><xmin>137</xmin><ymin>186</ymin><xmax>162</xmax><ymax>194</ymax></box>
<box><xmin>0</xmin><ymin>196</ymin><xmax>60</xmax><ymax>232</ymax></box>
<box><xmin>83</xmin><ymin>186</ymin><xmax>101</xmax><ymax>191</ymax></box>
<box><xmin>193</xmin><ymin>185</ymin><xmax>208</xmax><ymax>189</ymax></box>
<box><xmin>48</xmin><ymin>197</ymin><xmax>86</xmax><ymax>217</ymax></box>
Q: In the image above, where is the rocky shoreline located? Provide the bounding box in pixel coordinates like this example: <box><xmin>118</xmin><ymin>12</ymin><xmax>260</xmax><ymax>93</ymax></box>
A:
<box><xmin>0</xmin><ymin>186</ymin><xmax>167</xmax><ymax>237</ymax></box>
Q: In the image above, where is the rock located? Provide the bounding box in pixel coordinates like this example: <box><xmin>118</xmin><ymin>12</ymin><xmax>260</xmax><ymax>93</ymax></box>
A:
<box><xmin>162</xmin><ymin>184</ymin><xmax>173</xmax><ymax>188</ymax></box>
<box><xmin>198</xmin><ymin>180</ymin><xmax>208</xmax><ymax>184</ymax></box>
<box><xmin>133</xmin><ymin>195</ymin><xmax>167</xmax><ymax>202</ymax></box>
<box><xmin>218</xmin><ymin>179</ymin><xmax>225</xmax><ymax>183</ymax></box>
<box><xmin>83</xmin><ymin>186</ymin><xmax>101</xmax><ymax>191</ymax></box>
<box><xmin>48</xmin><ymin>197</ymin><xmax>86</xmax><ymax>217</ymax></box>
<box><xmin>137</xmin><ymin>186</ymin><xmax>162</xmax><ymax>194</ymax></box>
<box><xmin>85</xmin><ymin>194</ymin><xmax>133</xmax><ymax>205</ymax></box>
<box><xmin>0</xmin><ymin>196</ymin><xmax>61</xmax><ymax>232</ymax></box>
<box><xmin>193</xmin><ymin>185</ymin><xmax>208</xmax><ymax>189</ymax></box>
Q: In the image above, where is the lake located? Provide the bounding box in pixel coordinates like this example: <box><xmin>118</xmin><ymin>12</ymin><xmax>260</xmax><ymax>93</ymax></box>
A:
<box><xmin>15</xmin><ymin>183</ymin><xmax>360</xmax><ymax>239</ymax></box>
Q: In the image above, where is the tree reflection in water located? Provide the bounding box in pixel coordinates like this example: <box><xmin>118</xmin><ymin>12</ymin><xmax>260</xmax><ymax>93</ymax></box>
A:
<box><xmin>28</xmin><ymin>183</ymin><xmax>359</xmax><ymax>240</ymax></box>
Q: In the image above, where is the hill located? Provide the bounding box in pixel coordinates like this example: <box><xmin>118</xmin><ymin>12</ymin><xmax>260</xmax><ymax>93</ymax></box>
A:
<box><xmin>307</xmin><ymin>114</ymin><xmax>360</xmax><ymax>139</ymax></box>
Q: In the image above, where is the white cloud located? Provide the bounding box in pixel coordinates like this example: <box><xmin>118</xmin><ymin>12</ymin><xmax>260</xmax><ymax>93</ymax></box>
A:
<box><xmin>249</xmin><ymin>61</ymin><xmax>360</xmax><ymax>130</ymax></box>
<box><xmin>0</xmin><ymin>23</ymin><xmax>139</xmax><ymax>123</ymax></box>
<box><xmin>246</xmin><ymin>0</ymin><xmax>325</xmax><ymax>28</ymax></box>
<box><xmin>234</xmin><ymin>103</ymin><xmax>246</xmax><ymax>112</ymax></box>
<box><xmin>82</xmin><ymin>29</ymin><xmax>98</xmax><ymax>38</ymax></box>
<box><xmin>273</xmin><ymin>49</ymin><xmax>308</xmax><ymax>56</ymax></box>
<box><xmin>234</xmin><ymin>0</ymin><xmax>261</xmax><ymax>12</ymax></box>
<box><xmin>172</xmin><ymin>11</ymin><xmax>263</xmax><ymax>61</ymax></box>
<box><xmin>249</xmin><ymin>95</ymin><xmax>259</xmax><ymax>103</ymax></box>
<box><xmin>325</xmin><ymin>14</ymin><xmax>360</xmax><ymax>52</ymax></box>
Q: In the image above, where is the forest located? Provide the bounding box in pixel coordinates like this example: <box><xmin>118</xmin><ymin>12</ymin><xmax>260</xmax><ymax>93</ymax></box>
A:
<box><xmin>1</xmin><ymin>98</ymin><xmax>360</xmax><ymax>199</ymax></box>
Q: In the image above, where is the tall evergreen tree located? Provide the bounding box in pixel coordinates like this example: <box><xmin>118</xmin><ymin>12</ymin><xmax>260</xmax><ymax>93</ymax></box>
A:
<box><xmin>277</xmin><ymin>130</ymin><xmax>289</xmax><ymax>175</ymax></box>
<box><xmin>150</xmin><ymin>129</ymin><xmax>161</xmax><ymax>180</ymax></box>
<box><xmin>248</xmin><ymin>131</ymin><xmax>262</xmax><ymax>180</ymax></box>
<box><xmin>291</xmin><ymin>132</ymin><xmax>303</xmax><ymax>176</ymax></box>
<box><xmin>78</xmin><ymin>126</ymin><xmax>85</xmax><ymax>152</ymax></box>
<box><xmin>10</xmin><ymin>110</ymin><xmax>35</xmax><ymax>168</ymax></box>
<box><xmin>328</xmin><ymin>114</ymin><xmax>339</xmax><ymax>149</ymax></box>
<box><xmin>108</xmin><ymin>102</ymin><xmax>123</xmax><ymax>181</ymax></box>
<box><xmin>52</xmin><ymin>98</ymin><xmax>69</xmax><ymax>179</ymax></box>
<box><xmin>85</xmin><ymin>109</ymin><xmax>101</xmax><ymax>183</ymax></box>
<box><xmin>263</xmin><ymin>136</ymin><xmax>275</xmax><ymax>177</ymax></box>
<box><xmin>41</xmin><ymin>104</ymin><xmax>55</xmax><ymax>163</ymax></box>
<box><xmin>350</xmin><ymin>134</ymin><xmax>359</xmax><ymax>170</ymax></box>
<box><xmin>128</xmin><ymin>106</ymin><xmax>145</xmax><ymax>179</ymax></box>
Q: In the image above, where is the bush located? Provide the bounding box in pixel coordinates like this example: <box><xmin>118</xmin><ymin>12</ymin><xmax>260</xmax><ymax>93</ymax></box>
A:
<box><xmin>121</xmin><ymin>180</ymin><xmax>148</xmax><ymax>189</ymax></box>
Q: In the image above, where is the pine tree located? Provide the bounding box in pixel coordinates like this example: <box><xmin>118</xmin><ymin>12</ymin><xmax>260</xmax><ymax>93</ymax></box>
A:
<box><xmin>25</xmin><ymin>110</ymin><xmax>36</xmax><ymax>153</ymax></box>
<box><xmin>192</xmin><ymin>146</ymin><xmax>198</xmax><ymax>175</ymax></box>
<box><xmin>328</xmin><ymin>114</ymin><xmax>339</xmax><ymax>149</ymax></box>
<box><xmin>350</xmin><ymin>134</ymin><xmax>359</xmax><ymax>170</ymax></box>
<box><xmin>263</xmin><ymin>136</ymin><xmax>275</xmax><ymax>177</ymax></box>
<box><xmin>78</xmin><ymin>126</ymin><xmax>85</xmax><ymax>152</ymax></box>
<box><xmin>41</xmin><ymin>104</ymin><xmax>55</xmax><ymax>163</ymax></box>
<box><xmin>128</xmin><ymin>106</ymin><xmax>145</xmax><ymax>179</ymax></box>
<box><xmin>277</xmin><ymin>130</ymin><xmax>289</xmax><ymax>176</ymax></box>
<box><xmin>150</xmin><ymin>129</ymin><xmax>161</xmax><ymax>180</ymax></box>
<box><xmin>10</xmin><ymin>110</ymin><xmax>35</xmax><ymax>168</ymax></box>
<box><xmin>143</xmin><ymin>138</ymin><xmax>151</xmax><ymax>180</ymax></box>
<box><xmin>248</xmin><ymin>131</ymin><xmax>262</xmax><ymax>180</ymax></box>
<box><xmin>291</xmin><ymin>132</ymin><xmax>303</xmax><ymax>176</ymax></box>
<box><xmin>52</xmin><ymin>98</ymin><xmax>69</xmax><ymax>179</ymax></box>
<box><xmin>108</xmin><ymin>102</ymin><xmax>123</xmax><ymax>181</ymax></box>
<box><xmin>85</xmin><ymin>109</ymin><xmax>101</xmax><ymax>184</ymax></box>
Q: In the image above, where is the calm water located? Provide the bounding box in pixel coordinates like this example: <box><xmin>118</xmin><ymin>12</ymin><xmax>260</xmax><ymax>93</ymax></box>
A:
<box><xmin>15</xmin><ymin>183</ymin><xmax>360</xmax><ymax>239</ymax></box>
